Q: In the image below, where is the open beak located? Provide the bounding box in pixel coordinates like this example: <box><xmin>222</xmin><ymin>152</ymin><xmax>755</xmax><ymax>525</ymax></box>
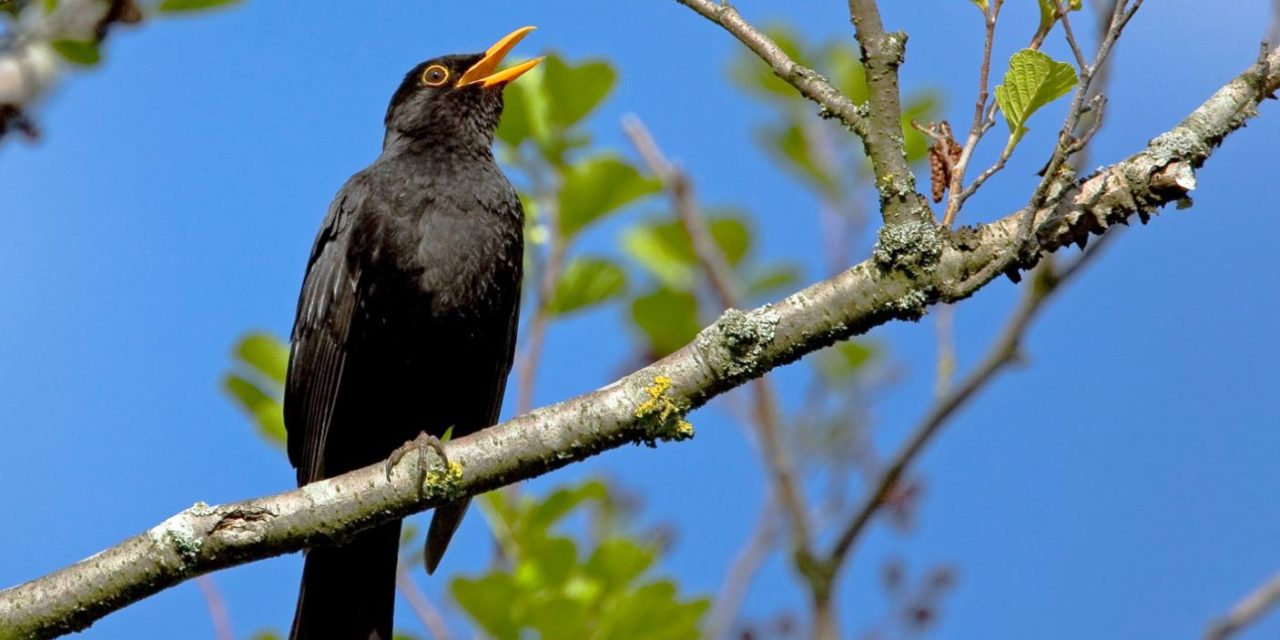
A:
<box><xmin>457</xmin><ymin>26</ymin><xmax>543</xmax><ymax>88</ymax></box>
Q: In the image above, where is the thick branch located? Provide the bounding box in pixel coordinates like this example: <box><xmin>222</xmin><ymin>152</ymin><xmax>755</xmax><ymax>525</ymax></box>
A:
<box><xmin>846</xmin><ymin>0</ymin><xmax>931</xmax><ymax>226</ymax></box>
<box><xmin>674</xmin><ymin>0</ymin><xmax>869</xmax><ymax>138</ymax></box>
<box><xmin>2</xmin><ymin>46</ymin><xmax>1277</xmax><ymax>640</ymax></box>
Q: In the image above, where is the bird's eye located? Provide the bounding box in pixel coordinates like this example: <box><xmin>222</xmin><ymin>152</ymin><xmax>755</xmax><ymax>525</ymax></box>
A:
<box><xmin>421</xmin><ymin>64</ymin><xmax>449</xmax><ymax>87</ymax></box>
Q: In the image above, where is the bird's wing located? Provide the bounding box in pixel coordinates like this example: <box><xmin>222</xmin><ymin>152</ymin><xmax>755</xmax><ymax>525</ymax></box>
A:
<box><xmin>285</xmin><ymin>178</ymin><xmax>367</xmax><ymax>486</ymax></box>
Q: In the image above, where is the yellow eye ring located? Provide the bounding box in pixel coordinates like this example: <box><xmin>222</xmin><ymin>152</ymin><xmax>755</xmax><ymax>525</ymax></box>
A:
<box><xmin>421</xmin><ymin>64</ymin><xmax>449</xmax><ymax>87</ymax></box>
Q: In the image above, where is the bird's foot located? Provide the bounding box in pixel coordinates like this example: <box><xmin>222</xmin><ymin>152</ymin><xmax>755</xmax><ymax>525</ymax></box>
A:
<box><xmin>385</xmin><ymin>432</ymin><xmax>449</xmax><ymax>495</ymax></box>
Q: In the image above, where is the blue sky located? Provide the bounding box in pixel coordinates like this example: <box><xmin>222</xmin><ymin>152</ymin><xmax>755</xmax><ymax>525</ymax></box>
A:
<box><xmin>3</xmin><ymin>1</ymin><xmax>1279</xmax><ymax>638</ymax></box>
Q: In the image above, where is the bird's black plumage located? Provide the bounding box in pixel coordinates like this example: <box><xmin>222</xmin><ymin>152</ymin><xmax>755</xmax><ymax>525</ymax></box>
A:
<box><xmin>284</xmin><ymin>37</ymin><xmax>533</xmax><ymax>640</ymax></box>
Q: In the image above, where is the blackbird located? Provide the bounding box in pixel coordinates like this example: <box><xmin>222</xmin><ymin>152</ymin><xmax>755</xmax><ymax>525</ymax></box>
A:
<box><xmin>284</xmin><ymin>27</ymin><xmax>540</xmax><ymax>640</ymax></box>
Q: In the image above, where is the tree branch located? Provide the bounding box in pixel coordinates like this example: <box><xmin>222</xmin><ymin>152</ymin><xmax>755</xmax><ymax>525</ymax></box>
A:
<box><xmin>846</xmin><ymin>0</ymin><xmax>931</xmax><ymax>226</ymax></box>
<box><xmin>1206</xmin><ymin>570</ymin><xmax>1280</xmax><ymax>640</ymax></box>
<box><xmin>673</xmin><ymin>0</ymin><xmax>869</xmax><ymax>139</ymax></box>
<box><xmin>2</xmin><ymin>46</ymin><xmax>1277</xmax><ymax>640</ymax></box>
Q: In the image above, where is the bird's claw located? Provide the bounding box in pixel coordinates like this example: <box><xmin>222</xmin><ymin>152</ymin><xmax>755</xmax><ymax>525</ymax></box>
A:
<box><xmin>385</xmin><ymin>432</ymin><xmax>449</xmax><ymax>495</ymax></box>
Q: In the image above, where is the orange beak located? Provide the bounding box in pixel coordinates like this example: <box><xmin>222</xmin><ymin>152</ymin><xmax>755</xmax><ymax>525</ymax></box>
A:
<box><xmin>457</xmin><ymin>26</ymin><xmax>543</xmax><ymax>88</ymax></box>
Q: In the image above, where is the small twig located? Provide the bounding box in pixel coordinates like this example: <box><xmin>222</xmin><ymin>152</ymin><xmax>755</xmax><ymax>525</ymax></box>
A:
<box><xmin>825</xmin><ymin>236</ymin><xmax>1112</xmax><ymax>568</ymax></box>
<box><xmin>1018</xmin><ymin>0</ymin><xmax>1144</xmax><ymax>246</ymax></box>
<box><xmin>396</xmin><ymin>562</ymin><xmax>453</xmax><ymax>640</ymax></box>
<box><xmin>623</xmin><ymin>114</ymin><xmax>821</xmax><ymax>620</ymax></box>
<box><xmin>194</xmin><ymin>575</ymin><xmax>233</xmax><ymax>640</ymax></box>
<box><xmin>1056</xmin><ymin>1</ymin><xmax>1090</xmax><ymax>72</ymax></box>
<box><xmin>943</xmin><ymin>0</ymin><xmax>1003</xmax><ymax>225</ymax></box>
<box><xmin>673</xmin><ymin>0</ymin><xmax>868</xmax><ymax>138</ymax></box>
<box><xmin>705</xmin><ymin>500</ymin><xmax>780</xmax><ymax>640</ymax></box>
<box><xmin>514</xmin><ymin>162</ymin><xmax>565</xmax><ymax>415</ymax></box>
<box><xmin>622</xmin><ymin>115</ymin><xmax>741</xmax><ymax>305</ymax></box>
<box><xmin>1206</xmin><ymin>570</ymin><xmax>1280</xmax><ymax>640</ymax></box>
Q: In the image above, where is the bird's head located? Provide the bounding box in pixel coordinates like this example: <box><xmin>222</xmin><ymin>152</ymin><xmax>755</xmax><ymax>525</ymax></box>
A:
<box><xmin>384</xmin><ymin>26</ymin><xmax>542</xmax><ymax>151</ymax></box>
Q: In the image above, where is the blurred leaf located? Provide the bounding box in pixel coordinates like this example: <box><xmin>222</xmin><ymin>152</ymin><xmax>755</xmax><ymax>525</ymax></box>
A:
<box><xmin>42</xmin><ymin>0</ymin><xmax>58</xmax><ymax>13</ymax></box>
<box><xmin>494</xmin><ymin>66</ymin><xmax>550</xmax><ymax>148</ymax></box>
<box><xmin>542</xmin><ymin>54</ymin><xmax>617</xmax><ymax>128</ymax></box>
<box><xmin>548</xmin><ymin>257</ymin><xmax>628</xmax><ymax>316</ymax></box>
<box><xmin>235</xmin><ymin>331</ymin><xmax>290</xmax><ymax>385</ymax></box>
<box><xmin>631</xmin><ymin>288</ymin><xmax>701</xmax><ymax>358</ymax></box>
<box><xmin>745</xmin><ymin>263</ymin><xmax>803</xmax><ymax>298</ymax></box>
<box><xmin>158</xmin><ymin>0</ymin><xmax>241</xmax><ymax>12</ymax></box>
<box><xmin>971</xmin><ymin>0</ymin><xmax>988</xmax><ymax>11</ymax></box>
<box><xmin>622</xmin><ymin>214</ymin><xmax>752</xmax><ymax>289</ymax></box>
<box><xmin>824</xmin><ymin>42</ymin><xmax>869</xmax><ymax>104</ymax></box>
<box><xmin>50</xmin><ymin>40</ymin><xmax>100</xmax><ymax>66</ymax></box>
<box><xmin>901</xmin><ymin>92</ymin><xmax>942</xmax><ymax>165</ymax></box>
<box><xmin>248</xmin><ymin>632</ymin><xmax>282</xmax><ymax>640</ymax></box>
<box><xmin>995</xmin><ymin>49</ymin><xmax>1077</xmax><ymax>147</ymax></box>
<box><xmin>730</xmin><ymin>24</ymin><xmax>812</xmax><ymax>100</ymax></box>
<box><xmin>559</xmin><ymin>155</ymin><xmax>660</xmax><ymax>238</ymax></box>
<box><xmin>1035</xmin><ymin>0</ymin><xmax>1081</xmax><ymax>40</ymax></box>
<box><xmin>527</xmin><ymin>596</ymin><xmax>591</xmax><ymax>639</ymax></box>
<box><xmin>527</xmin><ymin>480</ymin><xmax>609</xmax><ymax>532</ymax></box>
<box><xmin>452</xmin><ymin>573</ymin><xmax>521</xmax><ymax>639</ymax></box>
<box><xmin>585</xmin><ymin>538</ymin><xmax>656</xmax><ymax>595</ymax></box>
<box><xmin>817</xmin><ymin>340</ymin><xmax>878</xmax><ymax>384</ymax></box>
<box><xmin>759</xmin><ymin>119</ymin><xmax>838</xmax><ymax>197</ymax></box>
<box><xmin>597</xmin><ymin>580</ymin><xmax>709</xmax><ymax>640</ymax></box>
<box><xmin>392</xmin><ymin>633</ymin><xmax>422</xmax><ymax>640</ymax></box>
<box><xmin>223</xmin><ymin>374</ymin><xmax>286</xmax><ymax>448</ymax></box>
<box><xmin>521</xmin><ymin>535</ymin><xmax>578</xmax><ymax>588</ymax></box>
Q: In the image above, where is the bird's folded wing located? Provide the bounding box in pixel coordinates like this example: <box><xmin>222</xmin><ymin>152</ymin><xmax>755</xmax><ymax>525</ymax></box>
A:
<box><xmin>285</xmin><ymin>181</ymin><xmax>366</xmax><ymax>486</ymax></box>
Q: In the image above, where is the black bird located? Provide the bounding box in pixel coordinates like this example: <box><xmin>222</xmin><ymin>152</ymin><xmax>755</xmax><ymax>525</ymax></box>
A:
<box><xmin>284</xmin><ymin>27</ymin><xmax>540</xmax><ymax>640</ymax></box>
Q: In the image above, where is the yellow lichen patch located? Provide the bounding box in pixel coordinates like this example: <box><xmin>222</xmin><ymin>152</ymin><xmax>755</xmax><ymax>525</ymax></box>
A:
<box><xmin>635</xmin><ymin>375</ymin><xmax>694</xmax><ymax>439</ymax></box>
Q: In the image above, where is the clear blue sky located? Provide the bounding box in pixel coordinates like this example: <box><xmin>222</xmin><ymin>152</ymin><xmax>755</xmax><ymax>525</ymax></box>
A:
<box><xmin>3</xmin><ymin>1</ymin><xmax>1278</xmax><ymax>638</ymax></box>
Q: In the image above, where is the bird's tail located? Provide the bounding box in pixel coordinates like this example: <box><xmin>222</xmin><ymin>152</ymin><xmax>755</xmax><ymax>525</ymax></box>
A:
<box><xmin>289</xmin><ymin>521</ymin><xmax>401</xmax><ymax>640</ymax></box>
<box><xmin>425</xmin><ymin>497</ymin><xmax>471</xmax><ymax>574</ymax></box>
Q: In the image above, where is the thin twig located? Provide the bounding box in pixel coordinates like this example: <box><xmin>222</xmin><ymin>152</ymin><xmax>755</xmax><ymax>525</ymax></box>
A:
<box><xmin>943</xmin><ymin>0</ymin><xmax>1003</xmax><ymax>225</ymax></box>
<box><xmin>826</xmin><ymin>235</ymin><xmax>1113</xmax><ymax>568</ymax></box>
<box><xmin>674</xmin><ymin>0</ymin><xmax>868</xmax><ymax>138</ymax></box>
<box><xmin>194</xmin><ymin>576</ymin><xmax>233</xmax><ymax>640</ymax></box>
<box><xmin>514</xmin><ymin>162</ymin><xmax>565</xmax><ymax>415</ymax></box>
<box><xmin>396</xmin><ymin>562</ymin><xmax>452</xmax><ymax>640</ymax></box>
<box><xmin>623</xmin><ymin>115</ymin><xmax>814</xmax><ymax>549</ymax></box>
<box><xmin>705</xmin><ymin>500</ymin><xmax>780</xmax><ymax>640</ymax></box>
<box><xmin>1206</xmin><ymin>570</ymin><xmax>1280</xmax><ymax>640</ymax></box>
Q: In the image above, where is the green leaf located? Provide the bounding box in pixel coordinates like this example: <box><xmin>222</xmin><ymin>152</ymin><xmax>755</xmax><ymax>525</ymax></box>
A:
<box><xmin>158</xmin><ymin>0</ymin><xmax>241</xmax><ymax>12</ymax></box>
<box><xmin>584</xmin><ymin>538</ymin><xmax>656</xmax><ymax>594</ymax></box>
<box><xmin>630</xmin><ymin>288</ymin><xmax>701</xmax><ymax>358</ymax></box>
<box><xmin>971</xmin><ymin>0</ymin><xmax>988</xmax><ymax>11</ymax></box>
<box><xmin>526</xmin><ymin>596</ymin><xmax>590</xmax><ymax>638</ymax></box>
<box><xmin>42</xmin><ymin>0</ymin><xmax>58</xmax><ymax>13</ymax></box>
<box><xmin>496</xmin><ymin>62</ymin><xmax>556</xmax><ymax>150</ymax></box>
<box><xmin>823</xmin><ymin>43</ymin><xmax>869</xmax><ymax>105</ymax></box>
<box><xmin>542</xmin><ymin>54</ymin><xmax>616</xmax><ymax>128</ymax></box>
<box><xmin>730</xmin><ymin>25</ymin><xmax>812</xmax><ymax>100</ymax></box>
<box><xmin>452</xmin><ymin>573</ymin><xmax>521</xmax><ymax>639</ymax></box>
<box><xmin>521</xmin><ymin>535</ymin><xmax>578</xmax><ymax>588</ymax></box>
<box><xmin>816</xmin><ymin>340</ymin><xmax>878</xmax><ymax>384</ymax></box>
<box><xmin>548</xmin><ymin>257</ymin><xmax>628</xmax><ymax>316</ymax></box>
<box><xmin>759</xmin><ymin>120</ymin><xmax>837</xmax><ymax>197</ymax></box>
<box><xmin>901</xmin><ymin>92</ymin><xmax>941</xmax><ymax>164</ymax></box>
<box><xmin>222</xmin><ymin>374</ymin><xmax>286</xmax><ymax>448</ymax></box>
<box><xmin>234</xmin><ymin>332</ymin><xmax>290</xmax><ymax>385</ymax></box>
<box><xmin>559</xmin><ymin>155</ymin><xmax>660</xmax><ymax>238</ymax></box>
<box><xmin>622</xmin><ymin>213</ymin><xmax>752</xmax><ymax>289</ymax></box>
<box><xmin>50</xmin><ymin>40</ymin><xmax>100</xmax><ymax>66</ymax></box>
<box><xmin>527</xmin><ymin>480</ymin><xmax>609</xmax><ymax>532</ymax></box>
<box><xmin>994</xmin><ymin>49</ymin><xmax>1078</xmax><ymax>146</ymax></box>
